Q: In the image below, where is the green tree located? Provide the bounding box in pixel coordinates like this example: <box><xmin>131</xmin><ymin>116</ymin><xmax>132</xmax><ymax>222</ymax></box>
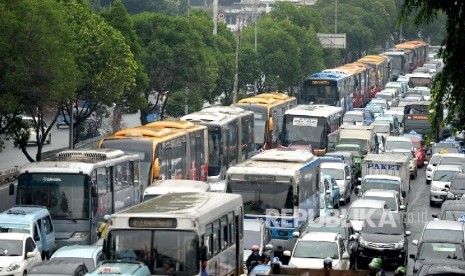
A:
<box><xmin>62</xmin><ymin>0</ymin><xmax>137</xmax><ymax>140</ymax></box>
<box><xmin>0</xmin><ymin>0</ymin><xmax>79</xmax><ymax>160</ymax></box>
<box><xmin>100</xmin><ymin>0</ymin><xmax>148</xmax><ymax>118</ymax></box>
<box><xmin>133</xmin><ymin>12</ymin><xmax>214</xmax><ymax>119</ymax></box>
<box><xmin>400</xmin><ymin>0</ymin><xmax>465</xmax><ymax>138</ymax></box>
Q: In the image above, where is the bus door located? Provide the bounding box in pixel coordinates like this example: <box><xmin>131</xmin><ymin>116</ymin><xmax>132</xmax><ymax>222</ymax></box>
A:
<box><xmin>190</xmin><ymin>134</ymin><xmax>204</xmax><ymax>181</ymax></box>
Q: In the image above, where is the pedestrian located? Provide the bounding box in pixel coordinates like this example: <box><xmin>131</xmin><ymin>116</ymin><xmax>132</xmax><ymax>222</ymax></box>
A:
<box><xmin>97</xmin><ymin>214</ymin><xmax>110</xmax><ymax>239</ymax></box>
<box><xmin>245</xmin><ymin>244</ymin><xmax>261</xmax><ymax>275</ymax></box>
<box><xmin>368</xmin><ymin>258</ymin><xmax>386</xmax><ymax>276</ymax></box>
<box><xmin>394</xmin><ymin>266</ymin><xmax>406</xmax><ymax>276</ymax></box>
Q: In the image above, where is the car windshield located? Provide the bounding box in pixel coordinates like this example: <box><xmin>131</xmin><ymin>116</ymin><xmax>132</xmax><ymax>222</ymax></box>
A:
<box><xmin>385</xmin><ymin>140</ymin><xmax>411</xmax><ymax>151</ymax></box>
<box><xmin>367</xmin><ymin>105</ymin><xmax>384</xmax><ymax>114</ymax></box>
<box><xmin>363</xmin><ymin>196</ymin><xmax>397</xmax><ymax>211</ymax></box>
<box><xmin>433</xmin><ymin>170</ymin><xmax>459</xmax><ymax>182</ymax></box>
<box><xmin>443</xmin><ymin>211</ymin><xmax>465</xmax><ymax>221</ymax></box>
<box><xmin>0</xmin><ymin>223</ymin><xmax>30</xmax><ymax>234</ymax></box>
<box><xmin>305</xmin><ymin>225</ymin><xmax>347</xmax><ymax>239</ymax></box>
<box><xmin>363</xmin><ymin>179</ymin><xmax>400</xmax><ymax>192</ymax></box>
<box><xmin>362</xmin><ymin>220</ymin><xmax>402</xmax><ymax>235</ymax></box>
<box><xmin>0</xmin><ymin>240</ymin><xmax>23</xmax><ymax>256</ymax></box>
<box><xmin>418</xmin><ymin>242</ymin><xmax>464</xmax><ymax>260</ymax></box>
<box><xmin>343</xmin><ymin>114</ymin><xmax>363</xmax><ymax>123</ymax></box>
<box><xmin>348</xmin><ymin>207</ymin><xmax>384</xmax><ymax>220</ymax></box>
<box><xmin>373</xmin><ymin>124</ymin><xmax>391</xmax><ymax>133</ymax></box>
<box><xmin>293</xmin><ymin>241</ymin><xmax>338</xmax><ymax>259</ymax></box>
<box><xmin>430</xmin><ymin>155</ymin><xmax>442</xmax><ymax>165</ymax></box>
<box><xmin>423</xmin><ymin>229</ymin><xmax>464</xmax><ymax>241</ymax></box>
<box><xmin>433</xmin><ymin>147</ymin><xmax>460</xmax><ymax>154</ymax></box>
<box><xmin>321</xmin><ymin>168</ymin><xmax>344</xmax><ymax>180</ymax></box>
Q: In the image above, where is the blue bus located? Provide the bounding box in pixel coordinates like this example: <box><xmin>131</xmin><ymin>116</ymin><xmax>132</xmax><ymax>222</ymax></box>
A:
<box><xmin>226</xmin><ymin>149</ymin><xmax>320</xmax><ymax>253</ymax></box>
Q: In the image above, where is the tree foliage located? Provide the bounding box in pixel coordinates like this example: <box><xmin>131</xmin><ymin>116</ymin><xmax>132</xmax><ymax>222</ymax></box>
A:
<box><xmin>400</xmin><ymin>0</ymin><xmax>465</xmax><ymax>135</ymax></box>
<box><xmin>0</xmin><ymin>0</ymin><xmax>79</xmax><ymax>159</ymax></box>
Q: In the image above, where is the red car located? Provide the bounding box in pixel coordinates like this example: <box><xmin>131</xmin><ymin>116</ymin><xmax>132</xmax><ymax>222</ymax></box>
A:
<box><xmin>409</xmin><ymin>137</ymin><xmax>426</xmax><ymax>167</ymax></box>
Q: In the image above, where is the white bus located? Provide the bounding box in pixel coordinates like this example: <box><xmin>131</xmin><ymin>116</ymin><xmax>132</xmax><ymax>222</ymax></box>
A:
<box><xmin>281</xmin><ymin>105</ymin><xmax>343</xmax><ymax>155</ymax></box>
<box><xmin>226</xmin><ymin>148</ymin><xmax>320</xmax><ymax>252</ymax></box>
<box><xmin>182</xmin><ymin>106</ymin><xmax>255</xmax><ymax>183</ymax></box>
<box><xmin>103</xmin><ymin>192</ymin><xmax>244</xmax><ymax>276</ymax></box>
<box><xmin>10</xmin><ymin>149</ymin><xmax>140</xmax><ymax>248</ymax></box>
<box><xmin>142</xmin><ymin>180</ymin><xmax>210</xmax><ymax>201</ymax></box>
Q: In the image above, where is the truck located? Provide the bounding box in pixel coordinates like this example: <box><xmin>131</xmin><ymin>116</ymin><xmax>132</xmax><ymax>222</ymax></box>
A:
<box><xmin>355</xmin><ymin>153</ymin><xmax>410</xmax><ymax>205</ymax></box>
<box><xmin>338</xmin><ymin>125</ymin><xmax>379</xmax><ymax>156</ymax></box>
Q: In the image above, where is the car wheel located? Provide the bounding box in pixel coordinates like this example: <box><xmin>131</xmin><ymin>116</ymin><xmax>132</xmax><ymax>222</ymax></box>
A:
<box><xmin>23</xmin><ymin>271</ymin><xmax>27</xmax><ymax>276</ymax></box>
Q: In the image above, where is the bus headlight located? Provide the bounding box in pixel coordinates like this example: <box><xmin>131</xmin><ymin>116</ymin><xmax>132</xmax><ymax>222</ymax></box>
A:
<box><xmin>72</xmin><ymin>231</ymin><xmax>89</xmax><ymax>238</ymax></box>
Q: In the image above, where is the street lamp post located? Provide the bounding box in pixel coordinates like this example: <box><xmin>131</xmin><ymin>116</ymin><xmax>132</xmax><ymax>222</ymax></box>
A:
<box><xmin>335</xmin><ymin>0</ymin><xmax>338</xmax><ymax>34</ymax></box>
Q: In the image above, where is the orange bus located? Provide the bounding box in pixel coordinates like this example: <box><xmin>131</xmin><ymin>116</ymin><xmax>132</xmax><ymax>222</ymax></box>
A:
<box><xmin>357</xmin><ymin>55</ymin><xmax>392</xmax><ymax>98</ymax></box>
<box><xmin>234</xmin><ymin>92</ymin><xmax>297</xmax><ymax>150</ymax></box>
<box><xmin>99</xmin><ymin>121</ymin><xmax>208</xmax><ymax>192</ymax></box>
<box><xmin>395</xmin><ymin>40</ymin><xmax>429</xmax><ymax>72</ymax></box>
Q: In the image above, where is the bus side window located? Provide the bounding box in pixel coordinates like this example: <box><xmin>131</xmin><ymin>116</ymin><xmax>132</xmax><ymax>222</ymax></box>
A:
<box><xmin>221</xmin><ymin>215</ymin><xmax>228</xmax><ymax>247</ymax></box>
<box><xmin>114</xmin><ymin>162</ymin><xmax>129</xmax><ymax>191</ymax></box>
<box><xmin>228</xmin><ymin>212</ymin><xmax>234</xmax><ymax>245</ymax></box>
<box><xmin>97</xmin><ymin>168</ymin><xmax>108</xmax><ymax>194</ymax></box>
<box><xmin>205</xmin><ymin>224</ymin><xmax>213</xmax><ymax>259</ymax></box>
<box><xmin>213</xmin><ymin>219</ymin><xmax>221</xmax><ymax>253</ymax></box>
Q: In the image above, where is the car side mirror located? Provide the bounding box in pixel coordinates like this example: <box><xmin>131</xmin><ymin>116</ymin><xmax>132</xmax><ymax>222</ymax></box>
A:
<box><xmin>399</xmin><ymin>205</ymin><xmax>406</xmax><ymax>211</ymax></box>
<box><xmin>349</xmin><ymin>234</ymin><xmax>358</xmax><ymax>241</ymax></box>
<box><xmin>406</xmin><ymin>231</ymin><xmax>411</xmax><ymax>236</ymax></box>
<box><xmin>346</xmin><ymin>176</ymin><xmax>351</xmax><ymax>180</ymax></box>
<box><xmin>445</xmin><ymin>184</ymin><xmax>450</xmax><ymax>189</ymax></box>
<box><xmin>342</xmin><ymin>252</ymin><xmax>350</xmax><ymax>259</ymax></box>
<box><xmin>26</xmin><ymin>252</ymin><xmax>35</xmax><ymax>259</ymax></box>
<box><xmin>292</xmin><ymin>232</ymin><xmax>300</xmax><ymax>238</ymax></box>
<box><xmin>283</xmin><ymin>250</ymin><xmax>291</xmax><ymax>257</ymax></box>
<box><xmin>8</xmin><ymin>183</ymin><xmax>14</xmax><ymax>196</ymax></box>
<box><xmin>409</xmin><ymin>253</ymin><xmax>416</xmax><ymax>259</ymax></box>
<box><xmin>412</xmin><ymin>240</ymin><xmax>418</xmax><ymax>246</ymax></box>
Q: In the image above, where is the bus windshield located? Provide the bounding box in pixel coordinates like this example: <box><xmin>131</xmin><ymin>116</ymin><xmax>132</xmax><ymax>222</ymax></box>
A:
<box><xmin>208</xmin><ymin>130</ymin><xmax>221</xmax><ymax>177</ymax></box>
<box><xmin>282</xmin><ymin>115</ymin><xmax>325</xmax><ymax>148</ymax></box>
<box><xmin>409</xmin><ymin>77</ymin><xmax>432</xmax><ymax>88</ymax></box>
<box><xmin>339</xmin><ymin>138</ymin><xmax>368</xmax><ymax>154</ymax></box>
<box><xmin>227</xmin><ymin>181</ymin><xmax>294</xmax><ymax>215</ymax></box>
<box><xmin>102</xmin><ymin>139</ymin><xmax>152</xmax><ymax>187</ymax></box>
<box><xmin>17</xmin><ymin>173</ymin><xmax>89</xmax><ymax>219</ymax></box>
<box><xmin>389</xmin><ymin>56</ymin><xmax>403</xmax><ymax>73</ymax></box>
<box><xmin>107</xmin><ymin>229</ymin><xmax>199</xmax><ymax>275</ymax></box>
<box><xmin>302</xmin><ymin>81</ymin><xmax>339</xmax><ymax>106</ymax></box>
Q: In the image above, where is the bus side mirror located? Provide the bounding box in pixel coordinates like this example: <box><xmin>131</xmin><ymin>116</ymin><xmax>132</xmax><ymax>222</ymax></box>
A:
<box><xmin>9</xmin><ymin>183</ymin><xmax>14</xmax><ymax>196</ymax></box>
<box><xmin>153</xmin><ymin>158</ymin><xmax>160</xmax><ymax>179</ymax></box>
<box><xmin>102</xmin><ymin>239</ymin><xmax>107</xmax><ymax>254</ymax></box>
<box><xmin>91</xmin><ymin>185</ymin><xmax>98</xmax><ymax>198</ymax></box>
<box><xmin>268</xmin><ymin>118</ymin><xmax>274</xmax><ymax>132</ymax></box>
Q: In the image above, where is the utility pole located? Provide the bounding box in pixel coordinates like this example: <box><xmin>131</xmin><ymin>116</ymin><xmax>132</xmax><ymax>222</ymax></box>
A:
<box><xmin>232</xmin><ymin>16</ymin><xmax>241</xmax><ymax>104</ymax></box>
<box><xmin>185</xmin><ymin>83</ymin><xmax>189</xmax><ymax>115</ymax></box>
<box><xmin>213</xmin><ymin>0</ymin><xmax>218</xmax><ymax>35</ymax></box>
<box><xmin>68</xmin><ymin>99</ymin><xmax>74</xmax><ymax>149</ymax></box>
<box><xmin>335</xmin><ymin>0</ymin><xmax>338</xmax><ymax>34</ymax></box>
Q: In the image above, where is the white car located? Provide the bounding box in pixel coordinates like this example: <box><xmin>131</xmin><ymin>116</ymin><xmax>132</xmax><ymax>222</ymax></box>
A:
<box><xmin>430</xmin><ymin>164</ymin><xmax>463</xmax><ymax>206</ymax></box>
<box><xmin>384</xmin><ymin>136</ymin><xmax>413</xmax><ymax>153</ymax></box>
<box><xmin>362</xmin><ymin>189</ymin><xmax>405</xmax><ymax>213</ymax></box>
<box><xmin>320</xmin><ymin>162</ymin><xmax>351</xmax><ymax>205</ymax></box>
<box><xmin>416</xmin><ymin>220</ymin><xmax>465</xmax><ymax>245</ymax></box>
<box><xmin>0</xmin><ymin>233</ymin><xmax>42</xmax><ymax>276</ymax></box>
<box><xmin>284</xmin><ymin>232</ymin><xmax>350</xmax><ymax>270</ymax></box>
<box><xmin>426</xmin><ymin>153</ymin><xmax>443</xmax><ymax>184</ymax></box>
<box><xmin>13</xmin><ymin>116</ymin><xmax>51</xmax><ymax>146</ymax></box>
<box><xmin>346</xmin><ymin>199</ymin><xmax>389</xmax><ymax>232</ymax></box>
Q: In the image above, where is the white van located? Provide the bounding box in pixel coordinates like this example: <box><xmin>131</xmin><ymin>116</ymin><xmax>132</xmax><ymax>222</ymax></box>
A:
<box><xmin>0</xmin><ymin>206</ymin><xmax>55</xmax><ymax>258</ymax></box>
<box><xmin>142</xmin><ymin>180</ymin><xmax>210</xmax><ymax>201</ymax></box>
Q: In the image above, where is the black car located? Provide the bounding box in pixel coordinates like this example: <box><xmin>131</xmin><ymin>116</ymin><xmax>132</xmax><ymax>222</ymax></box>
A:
<box><xmin>414</xmin><ymin>258</ymin><xmax>465</xmax><ymax>276</ymax></box>
<box><xmin>303</xmin><ymin>216</ymin><xmax>359</xmax><ymax>269</ymax></box>
<box><xmin>356</xmin><ymin>214</ymin><xmax>409</xmax><ymax>269</ymax></box>
<box><xmin>410</xmin><ymin>236</ymin><xmax>465</xmax><ymax>274</ymax></box>
<box><xmin>447</xmin><ymin>173</ymin><xmax>465</xmax><ymax>200</ymax></box>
